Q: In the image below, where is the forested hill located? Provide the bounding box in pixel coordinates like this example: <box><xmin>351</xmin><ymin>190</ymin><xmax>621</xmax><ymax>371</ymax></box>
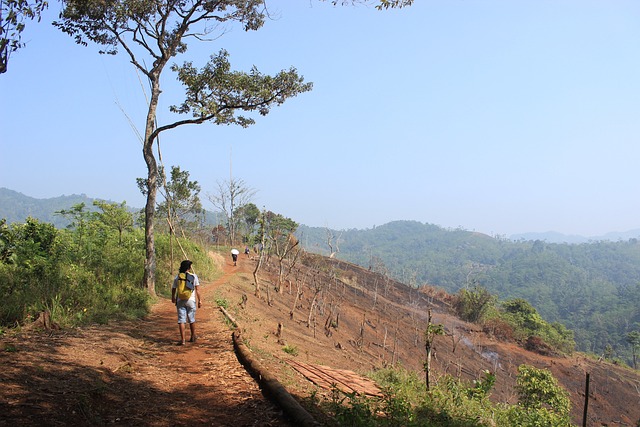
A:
<box><xmin>0</xmin><ymin>188</ymin><xmax>223</xmax><ymax>228</ymax></box>
<box><xmin>297</xmin><ymin>220</ymin><xmax>640</xmax><ymax>364</ymax></box>
<box><xmin>0</xmin><ymin>188</ymin><xmax>100</xmax><ymax>228</ymax></box>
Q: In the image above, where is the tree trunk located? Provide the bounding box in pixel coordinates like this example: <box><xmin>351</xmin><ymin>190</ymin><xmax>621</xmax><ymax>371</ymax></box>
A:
<box><xmin>253</xmin><ymin>242</ymin><xmax>264</xmax><ymax>299</ymax></box>
<box><xmin>142</xmin><ymin>75</ymin><xmax>161</xmax><ymax>296</ymax></box>
<box><xmin>307</xmin><ymin>290</ymin><xmax>319</xmax><ymax>328</ymax></box>
<box><xmin>290</xmin><ymin>281</ymin><xmax>302</xmax><ymax>320</ymax></box>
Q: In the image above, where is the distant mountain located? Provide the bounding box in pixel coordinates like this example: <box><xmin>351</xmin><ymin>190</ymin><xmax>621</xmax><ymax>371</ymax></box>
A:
<box><xmin>510</xmin><ymin>230</ymin><xmax>640</xmax><ymax>243</ymax></box>
<box><xmin>0</xmin><ymin>188</ymin><xmax>222</xmax><ymax>228</ymax></box>
<box><xmin>0</xmin><ymin>188</ymin><xmax>106</xmax><ymax>228</ymax></box>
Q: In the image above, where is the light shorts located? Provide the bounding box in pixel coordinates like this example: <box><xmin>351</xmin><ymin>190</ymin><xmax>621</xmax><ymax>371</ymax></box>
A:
<box><xmin>176</xmin><ymin>298</ymin><xmax>197</xmax><ymax>324</ymax></box>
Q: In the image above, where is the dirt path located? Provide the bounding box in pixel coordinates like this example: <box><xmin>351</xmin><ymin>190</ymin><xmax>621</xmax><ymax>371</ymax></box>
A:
<box><xmin>0</xmin><ymin>259</ymin><xmax>292</xmax><ymax>426</ymax></box>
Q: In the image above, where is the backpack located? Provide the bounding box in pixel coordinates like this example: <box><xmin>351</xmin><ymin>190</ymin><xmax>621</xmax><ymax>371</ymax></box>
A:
<box><xmin>176</xmin><ymin>272</ymin><xmax>195</xmax><ymax>300</ymax></box>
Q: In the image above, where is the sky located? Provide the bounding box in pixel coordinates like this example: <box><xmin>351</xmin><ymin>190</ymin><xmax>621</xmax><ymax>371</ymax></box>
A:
<box><xmin>2</xmin><ymin>0</ymin><xmax>640</xmax><ymax>238</ymax></box>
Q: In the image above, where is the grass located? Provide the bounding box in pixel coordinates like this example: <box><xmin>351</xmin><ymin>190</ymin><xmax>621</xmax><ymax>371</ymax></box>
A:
<box><xmin>282</xmin><ymin>344</ymin><xmax>299</xmax><ymax>356</ymax></box>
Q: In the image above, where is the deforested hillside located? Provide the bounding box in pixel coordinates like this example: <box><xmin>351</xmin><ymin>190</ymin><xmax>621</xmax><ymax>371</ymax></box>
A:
<box><xmin>298</xmin><ymin>221</ymin><xmax>640</xmax><ymax>366</ymax></box>
<box><xmin>215</xmin><ymin>250</ymin><xmax>640</xmax><ymax>426</ymax></box>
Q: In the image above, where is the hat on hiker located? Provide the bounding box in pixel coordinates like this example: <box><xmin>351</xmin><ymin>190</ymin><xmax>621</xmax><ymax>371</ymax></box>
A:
<box><xmin>179</xmin><ymin>260</ymin><xmax>192</xmax><ymax>273</ymax></box>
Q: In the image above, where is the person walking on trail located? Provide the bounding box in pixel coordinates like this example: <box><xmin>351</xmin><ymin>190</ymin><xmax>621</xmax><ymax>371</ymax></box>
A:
<box><xmin>231</xmin><ymin>248</ymin><xmax>239</xmax><ymax>266</ymax></box>
<box><xmin>171</xmin><ymin>260</ymin><xmax>201</xmax><ymax>346</ymax></box>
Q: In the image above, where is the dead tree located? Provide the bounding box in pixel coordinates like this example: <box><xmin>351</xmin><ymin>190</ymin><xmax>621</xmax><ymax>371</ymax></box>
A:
<box><xmin>289</xmin><ymin>275</ymin><xmax>304</xmax><ymax>320</ymax></box>
<box><xmin>253</xmin><ymin>235</ymin><xmax>265</xmax><ymax>299</ymax></box>
<box><xmin>326</xmin><ymin>227</ymin><xmax>342</xmax><ymax>258</ymax></box>
<box><xmin>392</xmin><ymin>323</ymin><xmax>399</xmax><ymax>366</ymax></box>
<box><xmin>372</xmin><ymin>276</ymin><xmax>379</xmax><ymax>309</ymax></box>
<box><xmin>357</xmin><ymin>312</ymin><xmax>366</xmax><ymax>350</ymax></box>
<box><xmin>324</xmin><ymin>300</ymin><xmax>340</xmax><ymax>337</ymax></box>
<box><xmin>273</xmin><ymin>233</ymin><xmax>300</xmax><ymax>293</ymax></box>
<box><xmin>450</xmin><ymin>322</ymin><xmax>463</xmax><ymax>353</ymax></box>
<box><xmin>307</xmin><ymin>275</ymin><xmax>322</xmax><ymax>329</ymax></box>
<box><xmin>276</xmin><ymin>322</ymin><xmax>285</xmax><ymax>345</ymax></box>
<box><xmin>383</xmin><ymin>325</ymin><xmax>389</xmax><ymax>351</ymax></box>
<box><xmin>424</xmin><ymin>309</ymin><xmax>445</xmax><ymax>391</ymax></box>
<box><xmin>252</xmin><ymin>209</ymin><xmax>268</xmax><ymax>299</ymax></box>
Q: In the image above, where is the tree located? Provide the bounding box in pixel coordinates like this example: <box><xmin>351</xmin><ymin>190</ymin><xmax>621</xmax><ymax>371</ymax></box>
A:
<box><xmin>2</xmin><ymin>0</ymin><xmax>411</xmax><ymax>75</ymax></box>
<box><xmin>375</xmin><ymin>0</ymin><xmax>413</xmax><ymax>8</ymax></box>
<box><xmin>0</xmin><ymin>0</ymin><xmax>48</xmax><ymax>74</ymax></box>
<box><xmin>252</xmin><ymin>208</ymin><xmax>267</xmax><ymax>299</ymax></box>
<box><xmin>627</xmin><ymin>331</ymin><xmax>640</xmax><ymax>369</ymax></box>
<box><xmin>326</xmin><ymin>227</ymin><xmax>342</xmax><ymax>259</ymax></box>
<box><xmin>92</xmin><ymin>200</ymin><xmax>133</xmax><ymax>245</ymax></box>
<box><xmin>454</xmin><ymin>284</ymin><xmax>496</xmax><ymax>323</ymax></box>
<box><xmin>155</xmin><ymin>165</ymin><xmax>204</xmax><ymax>235</ymax></box>
<box><xmin>234</xmin><ymin>202</ymin><xmax>260</xmax><ymax>244</ymax></box>
<box><xmin>207</xmin><ymin>177</ymin><xmax>256</xmax><ymax>246</ymax></box>
<box><xmin>139</xmin><ymin>165</ymin><xmax>203</xmax><ymax>271</ymax></box>
<box><xmin>423</xmin><ymin>308</ymin><xmax>444</xmax><ymax>391</ymax></box>
<box><xmin>515</xmin><ymin>364</ymin><xmax>571</xmax><ymax>417</ymax></box>
<box><xmin>264</xmin><ymin>211</ymin><xmax>299</xmax><ymax>292</ymax></box>
<box><xmin>54</xmin><ymin>1</ymin><xmax>312</xmax><ymax>295</ymax></box>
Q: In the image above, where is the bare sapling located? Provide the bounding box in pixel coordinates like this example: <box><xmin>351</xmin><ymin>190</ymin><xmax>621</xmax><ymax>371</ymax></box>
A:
<box><xmin>276</xmin><ymin>322</ymin><xmax>285</xmax><ymax>345</ymax></box>
<box><xmin>424</xmin><ymin>308</ymin><xmax>445</xmax><ymax>391</ymax></box>
<box><xmin>325</xmin><ymin>228</ymin><xmax>342</xmax><ymax>259</ymax></box>
<box><xmin>372</xmin><ymin>276</ymin><xmax>379</xmax><ymax>309</ymax></box>
<box><xmin>307</xmin><ymin>275</ymin><xmax>321</xmax><ymax>328</ymax></box>
<box><xmin>290</xmin><ymin>275</ymin><xmax>304</xmax><ymax>320</ymax></box>
<box><xmin>253</xmin><ymin>245</ymin><xmax>264</xmax><ymax>299</ymax></box>
<box><xmin>274</xmin><ymin>233</ymin><xmax>300</xmax><ymax>293</ymax></box>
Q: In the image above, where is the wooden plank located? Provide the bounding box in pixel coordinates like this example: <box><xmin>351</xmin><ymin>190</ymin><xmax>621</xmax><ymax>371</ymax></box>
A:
<box><xmin>286</xmin><ymin>359</ymin><xmax>382</xmax><ymax>397</ymax></box>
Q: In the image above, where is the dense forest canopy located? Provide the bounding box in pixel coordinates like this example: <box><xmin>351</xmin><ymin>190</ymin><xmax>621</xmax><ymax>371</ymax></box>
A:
<box><xmin>298</xmin><ymin>220</ymin><xmax>640</xmax><ymax>365</ymax></box>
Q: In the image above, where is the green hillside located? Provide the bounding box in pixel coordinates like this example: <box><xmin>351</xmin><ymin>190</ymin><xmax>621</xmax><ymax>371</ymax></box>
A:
<box><xmin>0</xmin><ymin>188</ymin><xmax>223</xmax><ymax>229</ymax></box>
<box><xmin>298</xmin><ymin>220</ymin><xmax>640</xmax><ymax>365</ymax></box>
<box><xmin>0</xmin><ymin>188</ymin><xmax>100</xmax><ymax>228</ymax></box>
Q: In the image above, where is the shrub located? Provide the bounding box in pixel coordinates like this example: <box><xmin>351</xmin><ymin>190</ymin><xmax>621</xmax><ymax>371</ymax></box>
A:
<box><xmin>282</xmin><ymin>344</ymin><xmax>298</xmax><ymax>356</ymax></box>
<box><xmin>515</xmin><ymin>365</ymin><xmax>571</xmax><ymax>416</ymax></box>
<box><xmin>454</xmin><ymin>285</ymin><xmax>496</xmax><ymax>323</ymax></box>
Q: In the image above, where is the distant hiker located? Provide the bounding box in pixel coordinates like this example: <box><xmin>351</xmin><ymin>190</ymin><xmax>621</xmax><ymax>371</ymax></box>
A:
<box><xmin>231</xmin><ymin>248</ymin><xmax>239</xmax><ymax>266</ymax></box>
<box><xmin>244</xmin><ymin>246</ymin><xmax>250</xmax><ymax>257</ymax></box>
<box><xmin>171</xmin><ymin>260</ymin><xmax>201</xmax><ymax>346</ymax></box>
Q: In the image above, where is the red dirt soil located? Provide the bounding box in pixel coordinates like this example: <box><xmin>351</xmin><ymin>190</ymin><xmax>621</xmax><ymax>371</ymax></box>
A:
<box><xmin>0</xmin><ymin>256</ymin><xmax>292</xmax><ymax>426</ymax></box>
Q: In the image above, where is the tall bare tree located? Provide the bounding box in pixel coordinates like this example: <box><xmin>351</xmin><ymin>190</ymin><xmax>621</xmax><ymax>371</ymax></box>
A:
<box><xmin>54</xmin><ymin>1</ymin><xmax>312</xmax><ymax>295</ymax></box>
<box><xmin>207</xmin><ymin>178</ymin><xmax>256</xmax><ymax>246</ymax></box>
<box><xmin>325</xmin><ymin>227</ymin><xmax>342</xmax><ymax>259</ymax></box>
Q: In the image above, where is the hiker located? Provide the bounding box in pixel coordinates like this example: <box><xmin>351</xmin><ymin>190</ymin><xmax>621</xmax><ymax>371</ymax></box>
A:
<box><xmin>231</xmin><ymin>249</ymin><xmax>239</xmax><ymax>266</ymax></box>
<box><xmin>171</xmin><ymin>260</ymin><xmax>201</xmax><ymax>345</ymax></box>
<box><xmin>244</xmin><ymin>246</ymin><xmax>250</xmax><ymax>257</ymax></box>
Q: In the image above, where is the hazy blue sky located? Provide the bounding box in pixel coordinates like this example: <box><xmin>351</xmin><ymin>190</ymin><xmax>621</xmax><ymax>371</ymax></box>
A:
<box><xmin>2</xmin><ymin>1</ymin><xmax>640</xmax><ymax>237</ymax></box>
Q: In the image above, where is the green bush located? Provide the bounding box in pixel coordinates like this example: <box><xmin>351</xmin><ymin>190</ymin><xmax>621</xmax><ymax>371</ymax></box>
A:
<box><xmin>483</xmin><ymin>298</ymin><xmax>575</xmax><ymax>355</ymax></box>
<box><xmin>0</xmin><ymin>210</ymin><xmax>218</xmax><ymax>329</ymax></box>
<box><xmin>325</xmin><ymin>365</ymin><xmax>575</xmax><ymax>427</ymax></box>
<box><xmin>454</xmin><ymin>285</ymin><xmax>496</xmax><ymax>323</ymax></box>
